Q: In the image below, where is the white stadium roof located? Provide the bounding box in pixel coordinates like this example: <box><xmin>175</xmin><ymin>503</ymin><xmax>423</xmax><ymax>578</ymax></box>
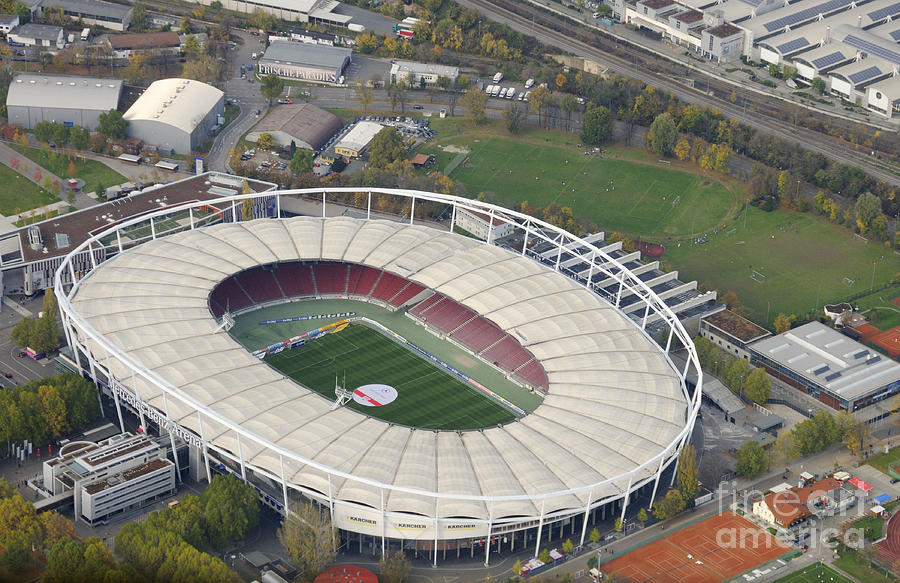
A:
<box><xmin>69</xmin><ymin>215</ymin><xmax>688</xmax><ymax>520</ymax></box>
<box><xmin>123</xmin><ymin>78</ymin><xmax>223</xmax><ymax>135</ymax></box>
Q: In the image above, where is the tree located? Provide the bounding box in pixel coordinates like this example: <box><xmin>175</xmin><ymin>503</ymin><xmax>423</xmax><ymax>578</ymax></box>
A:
<box><xmin>504</xmin><ymin>101</ymin><xmax>526</xmax><ymax>134</ymax></box>
<box><xmin>560</xmin><ymin>93</ymin><xmax>578</xmax><ymax>131</ymax></box>
<box><xmin>773</xmin><ymin>313</ymin><xmax>794</xmax><ymax>333</ymax></box>
<box><xmin>676</xmin><ymin>443</ymin><xmax>698</xmax><ymax>503</ymax></box>
<box><xmin>580</xmin><ymin>106</ymin><xmax>612</xmax><ymax>145</ymax></box>
<box><xmin>637</xmin><ymin>507</ymin><xmax>648</xmax><ymax>525</ymax></box>
<box><xmin>182</xmin><ymin>34</ymin><xmax>203</xmax><ymax>59</ymax></box>
<box><xmin>260</xmin><ymin>74</ymin><xmax>284</xmax><ymax>105</ymax></box>
<box><xmin>97</xmin><ymin>109</ymin><xmax>127</xmax><ymax>139</ymax></box>
<box><xmin>742</xmin><ymin>368</ymin><xmax>770</xmax><ymax>404</ymax></box>
<box><xmin>241</xmin><ymin>199</ymin><xmax>253</xmax><ymax>221</ymax></box>
<box><xmin>854</xmin><ymin>191</ymin><xmax>882</xmax><ymax>231</ymax></box>
<box><xmin>837</xmin><ymin>410</ymin><xmax>870</xmax><ymax>457</ymax></box>
<box><xmin>791</xmin><ymin>411</ymin><xmax>841</xmax><ymax>456</ymax></box>
<box><xmin>648</xmin><ymin>112</ymin><xmax>677</xmax><ymax>157</ymax></box>
<box><xmin>278</xmin><ymin>499</ymin><xmax>335</xmax><ymax>577</ymax></box>
<box><xmin>378</xmin><ymin>550</ymin><xmax>411</xmax><ymax>583</ymax></box>
<box><xmin>674</xmin><ymin>138</ymin><xmax>691</xmax><ymax>161</ymax></box>
<box><xmin>200</xmin><ymin>474</ymin><xmax>259</xmax><ymax>547</ymax></box>
<box><xmin>368</xmin><ymin>127</ymin><xmax>405</xmax><ymax>170</ymax></box>
<box><xmin>527</xmin><ymin>85</ymin><xmax>552</xmax><ymax>127</ymax></box>
<box><xmin>613</xmin><ymin>517</ymin><xmax>623</xmax><ymax>532</ymax></box>
<box><xmin>129</xmin><ymin>2</ymin><xmax>149</xmax><ymax>31</ymax></box>
<box><xmin>587</xmin><ymin>555</ymin><xmax>598</xmax><ymax>570</ymax></box>
<box><xmin>33</xmin><ymin>120</ymin><xmax>55</xmax><ymax>144</ymax></box>
<box><xmin>735</xmin><ymin>440</ymin><xmax>769</xmax><ymax>477</ymax></box>
<box><xmin>810</xmin><ymin>77</ymin><xmax>827</xmax><ymax>95</ymax></box>
<box><xmin>461</xmin><ymin>88</ymin><xmax>487</xmax><ymax>125</ymax></box>
<box><xmin>256</xmin><ymin>132</ymin><xmax>274</xmax><ymax>151</ymax></box>
<box><xmin>512</xmin><ymin>559</ymin><xmax>523</xmax><ymax>577</ymax></box>
<box><xmin>561</xmin><ymin>538</ymin><xmax>574</xmax><ymax>554</ymax></box>
<box><xmin>290</xmin><ymin>149</ymin><xmax>313</xmax><ymax>175</ymax></box>
<box><xmin>588</xmin><ymin>527</ymin><xmax>600</xmax><ymax>544</ymax></box>
<box><xmin>538</xmin><ymin>548</ymin><xmax>551</xmax><ymax>563</ymax></box>
<box><xmin>652</xmin><ymin>489</ymin><xmax>685</xmax><ymax>521</ymax></box>
<box><xmin>354</xmin><ymin>80</ymin><xmax>373</xmax><ymax>113</ymax></box>
<box><xmin>69</xmin><ymin>126</ymin><xmax>89</xmax><ymax>151</ymax></box>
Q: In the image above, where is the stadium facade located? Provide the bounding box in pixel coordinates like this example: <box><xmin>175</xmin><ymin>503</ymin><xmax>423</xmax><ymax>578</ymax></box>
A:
<box><xmin>56</xmin><ymin>180</ymin><xmax>701</xmax><ymax>563</ymax></box>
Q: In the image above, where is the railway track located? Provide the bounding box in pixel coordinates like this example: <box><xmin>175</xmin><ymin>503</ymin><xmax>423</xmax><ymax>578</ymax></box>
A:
<box><xmin>460</xmin><ymin>0</ymin><xmax>900</xmax><ymax>186</ymax></box>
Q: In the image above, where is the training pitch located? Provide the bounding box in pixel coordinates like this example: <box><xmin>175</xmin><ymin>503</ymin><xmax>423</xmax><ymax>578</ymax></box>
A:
<box><xmin>773</xmin><ymin>562</ymin><xmax>854</xmax><ymax>583</ymax></box>
<box><xmin>263</xmin><ymin>322</ymin><xmax>516</xmax><ymax>430</ymax></box>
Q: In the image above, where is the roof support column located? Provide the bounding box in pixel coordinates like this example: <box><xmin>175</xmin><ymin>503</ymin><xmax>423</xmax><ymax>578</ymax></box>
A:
<box><xmin>116</xmin><ymin>229</ymin><xmax>123</xmax><ymax>254</ymax></box>
<box><xmin>150</xmin><ymin>216</ymin><xmax>156</xmax><ymax>240</ymax></box>
<box><xmin>104</xmin><ymin>356</ymin><xmax>125</xmax><ymax>435</ymax></box>
<box><xmin>409</xmin><ymin>197</ymin><xmax>415</xmax><ymax>225</ymax></box>
<box><xmin>665</xmin><ymin>326</ymin><xmax>674</xmax><ymax>354</ymax></box>
<box><xmin>433</xmin><ymin>498</ymin><xmax>439</xmax><ymax>568</ymax></box>
<box><xmin>641</xmin><ymin>300</ymin><xmax>650</xmax><ymax>330</ymax></box>
<box><xmin>484</xmin><ymin>500</ymin><xmax>493</xmax><ymax>567</ymax></box>
<box><xmin>328</xmin><ymin>474</ymin><xmax>336</xmax><ymax>552</ymax></box>
<box><xmin>130</xmin><ymin>370</ymin><xmax>146</xmax><ymax>434</ymax></box>
<box><xmin>322</xmin><ymin>190</ymin><xmax>326</xmax><ymax>218</ymax></box>
<box><xmin>648</xmin><ymin>450</ymin><xmax>668</xmax><ymax>512</ymax></box>
<box><xmin>522</xmin><ymin>225</ymin><xmax>529</xmax><ymax>256</ymax></box>
<box><xmin>450</xmin><ymin>203</ymin><xmax>457</xmax><ymax>233</ymax></box>
<box><xmin>534</xmin><ymin>498</ymin><xmax>546</xmax><ymax>558</ymax></box>
<box><xmin>380</xmin><ymin>488</ymin><xmax>386</xmax><ymax>557</ymax></box>
<box><xmin>615</xmin><ymin>274</ymin><xmax>624</xmax><ymax>308</ymax></box>
<box><xmin>279</xmin><ymin>454</ymin><xmax>290</xmax><ymax>516</ymax></box>
<box><xmin>231</xmin><ymin>201</ymin><xmax>237</xmax><ymax>223</ymax></box>
<box><xmin>276</xmin><ymin>194</ymin><xmax>281</xmax><ymax>219</ymax></box>
<box><xmin>619</xmin><ymin>474</ymin><xmax>633</xmax><ymax>527</ymax></box>
<box><xmin>196</xmin><ymin>411</ymin><xmax>212</xmax><ymax>484</ymax></box>
<box><xmin>67</xmin><ymin>260</ymin><xmax>77</xmax><ymax>288</ymax></box>
<box><xmin>236</xmin><ymin>432</ymin><xmax>247</xmax><ymax>482</ymax></box>
<box><xmin>88</xmin><ymin>243</ymin><xmax>97</xmax><ymax>270</ymax></box>
<box><xmin>579</xmin><ymin>488</ymin><xmax>594</xmax><ymax>547</ymax></box>
<box><xmin>168</xmin><ymin>428</ymin><xmax>182</xmax><ymax>484</ymax></box>
<box><xmin>367</xmin><ymin>191</ymin><xmax>371</xmax><ymax>220</ymax></box>
<box><xmin>486</xmin><ymin>209</ymin><xmax>495</xmax><ymax>244</ymax></box>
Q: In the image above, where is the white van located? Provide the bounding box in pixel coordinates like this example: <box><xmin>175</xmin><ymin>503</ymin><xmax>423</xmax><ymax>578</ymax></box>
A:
<box><xmin>492</xmin><ymin>72</ymin><xmax>503</xmax><ymax>83</ymax></box>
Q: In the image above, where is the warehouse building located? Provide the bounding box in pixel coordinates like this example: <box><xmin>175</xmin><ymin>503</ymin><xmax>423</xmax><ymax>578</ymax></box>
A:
<box><xmin>43</xmin><ymin>432</ymin><xmax>176</xmax><ymax>525</ymax></box>
<box><xmin>190</xmin><ymin>0</ymin><xmax>351</xmax><ymax>28</ymax></box>
<box><xmin>124</xmin><ymin>78</ymin><xmax>224</xmax><ymax>155</ymax></box>
<box><xmin>389</xmin><ymin>60</ymin><xmax>459</xmax><ymax>86</ymax></box>
<box><xmin>8</xmin><ymin>23</ymin><xmax>63</xmax><ymax>49</ymax></box>
<box><xmin>37</xmin><ymin>0</ymin><xmax>132</xmax><ymax>31</ymax></box>
<box><xmin>334</xmin><ymin>120</ymin><xmax>382</xmax><ymax>158</ymax></box>
<box><xmin>257</xmin><ymin>40</ymin><xmax>351</xmax><ymax>84</ymax></box>
<box><xmin>749</xmin><ymin>321</ymin><xmax>900</xmax><ymax>421</ymax></box>
<box><xmin>106</xmin><ymin>31</ymin><xmax>181</xmax><ymax>59</ymax></box>
<box><xmin>6</xmin><ymin>73</ymin><xmax>123</xmax><ymax>130</ymax></box>
<box><xmin>246</xmin><ymin>102</ymin><xmax>342</xmax><ymax>151</ymax></box>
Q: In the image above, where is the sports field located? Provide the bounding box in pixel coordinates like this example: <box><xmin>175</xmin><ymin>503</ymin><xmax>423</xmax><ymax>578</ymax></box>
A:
<box><xmin>663</xmin><ymin>206</ymin><xmax>898</xmax><ymax>325</ymax></box>
<box><xmin>600</xmin><ymin>511</ymin><xmax>792</xmax><ymax>583</ymax></box>
<box><xmin>774</xmin><ymin>563</ymin><xmax>854</xmax><ymax>583</ymax></box>
<box><xmin>264</xmin><ymin>322</ymin><xmax>516</xmax><ymax>430</ymax></box>
<box><xmin>418</xmin><ymin>133</ymin><xmax>738</xmax><ymax>239</ymax></box>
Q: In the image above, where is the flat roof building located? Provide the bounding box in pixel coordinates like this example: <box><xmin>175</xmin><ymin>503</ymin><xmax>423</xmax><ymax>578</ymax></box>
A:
<box><xmin>6</xmin><ymin>73</ymin><xmax>123</xmax><ymax>130</ymax></box>
<box><xmin>389</xmin><ymin>60</ymin><xmax>459</xmax><ymax>86</ymax></box>
<box><xmin>37</xmin><ymin>0</ymin><xmax>132</xmax><ymax>31</ymax></box>
<box><xmin>190</xmin><ymin>0</ymin><xmax>351</xmax><ymax>28</ymax></box>
<box><xmin>246</xmin><ymin>102</ymin><xmax>342</xmax><ymax>151</ymax></box>
<box><xmin>257</xmin><ymin>40</ymin><xmax>351</xmax><ymax>84</ymax></box>
<box><xmin>334</xmin><ymin>121</ymin><xmax>383</xmax><ymax>158</ymax></box>
<box><xmin>8</xmin><ymin>23</ymin><xmax>63</xmax><ymax>49</ymax></box>
<box><xmin>750</xmin><ymin>321</ymin><xmax>900</xmax><ymax>419</ymax></box>
<box><xmin>124</xmin><ymin>78</ymin><xmax>224</xmax><ymax>154</ymax></box>
<box><xmin>699</xmin><ymin>308</ymin><xmax>771</xmax><ymax>360</ymax></box>
<box><xmin>106</xmin><ymin>31</ymin><xmax>181</xmax><ymax>58</ymax></box>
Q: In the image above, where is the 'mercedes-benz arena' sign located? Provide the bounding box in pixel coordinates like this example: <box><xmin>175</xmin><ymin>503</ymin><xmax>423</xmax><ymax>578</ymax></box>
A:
<box><xmin>333</xmin><ymin>506</ymin><xmax>489</xmax><ymax>539</ymax></box>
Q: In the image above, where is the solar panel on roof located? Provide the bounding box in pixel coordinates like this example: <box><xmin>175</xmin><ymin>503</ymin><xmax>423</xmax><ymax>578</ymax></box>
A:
<box><xmin>866</xmin><ymin>355</ymin><xmax>882</xmax><ymax>364</ymax></box>
<box><xmin>739</xmin><ymin>0</ymin><xmax>764</xmax><ymax>6</ymax></box>
<box><xmin>811</xmin><ymin>51</ymin><xmax>845</xmax><ymax>68</ymax></box>
<box><xmin>778</xmin><ymin>37</ymin><xmax>809</xmax><ymax>53</ymax></box>
<box><xmin>764</xmin><ymin>0</ymin><xmax>853</xmax><ymax>32</ymax></box>
<box><xmin>844</xmin><ymin>34</ymin><xmax>900</xmax><ymax>64</ymax></box>
<box><xmin>847</xmin><ymin>65</ymin><xmax>883</xmax><ymax>84</ymax></box>
<box><xmin>891</xmin><ymin>29</ymin><xmax>900</xmax><ymax>40</ymax></box>
<box><xmin>868</xmin><ymin>1</ymin><xmax>900</xmax><ymax>21</ymax></box>
<box><xmin>824</xmin><ymin>371</ymin><xmax>843</xmax><ymax>381</ymax></box>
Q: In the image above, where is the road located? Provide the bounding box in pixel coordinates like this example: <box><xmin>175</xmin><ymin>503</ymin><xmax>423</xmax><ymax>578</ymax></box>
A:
<box><xmin>457</xmin><ymin>0</ymin><xmax>900</xmax><ymax>186</ymax></box>
<box><xmin>206</xmin><ymin>30</ymin><xmax>269</xmax><ymax>172</ymax></box>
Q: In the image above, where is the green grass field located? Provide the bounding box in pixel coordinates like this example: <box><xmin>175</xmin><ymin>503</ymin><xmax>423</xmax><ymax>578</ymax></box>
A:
<box><xmin>851</xmin><ymin>288</ymin><xmax>900</xmax><ymax>330</ymax></box>
<box><xmin>773</xmin><ymin>562</ymin><xmax>854</xmax><ymax>583</ymax></box>
<box><xmin>0</xmin><ymin>163</ymin><xmax>57</xmax><ymax>215</ymax></box>
<box><xmin>867</xmin><ymin>445</ymin><xmax>900</xmax><ymax>477</ymax></box>
<box><xmin>263</xmin><ymin>322</ymin><xmax>516</xmax><ymax>430</ymax></box>
<box><xmin>13</xmin><ymin>146</ymin><xmax>126</xmax><ymax>190</ymax></box>
<box><xmin>417</xmin><ymin>134</ymin><xmax>737</xmax><ymax>239</ymax></box>
<box><xmin>664</xmin><ymin>205</ymin><xmax>898</xmax><ymax>325</ymax></box>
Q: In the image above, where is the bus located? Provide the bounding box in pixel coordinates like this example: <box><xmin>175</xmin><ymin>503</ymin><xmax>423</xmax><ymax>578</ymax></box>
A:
<box><xmin>80</xmin><ymin>28</ymin><xmax>90</xmax><ymax>41</ymax></box>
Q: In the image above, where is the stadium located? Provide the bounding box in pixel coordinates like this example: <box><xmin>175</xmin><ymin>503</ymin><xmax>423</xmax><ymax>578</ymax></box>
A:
<box><xmin>56</xmin><ymin>179</ymin><xmax>701</xmax><ymax>564</ymax></box>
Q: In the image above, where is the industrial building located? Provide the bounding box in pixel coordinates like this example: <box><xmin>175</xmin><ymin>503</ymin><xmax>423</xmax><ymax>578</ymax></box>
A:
<box><xmin>389</xmin><ymin>60</ymin><xmax>460</xmax><ymax>86</ymax></box>
<box><xmin>106</xmin><ymin>31</ymin><xmax>181</xmax><ymax>59</ymax></box>
<box><xmin>605</xmin><ymin>0</ymin><xmax>900</xmax><ymax>115</ymax></box>
<box><xmin>190</xmin><ymin>0</ymin><xmax>351</xmax><ymax>28</ymax></box>
<box><xmin>8</xmin><ymin>23</ymin><xmax>63</xmax><ymax>49</ymax></box>
<box><xmin>123</xmin><ymin>78</ymin><xmax>224</xmax><ymax>154</ymax></box>
<box><xmin>6</xmin><ymin>73</ymin><xmax>123</xmax><ymax>130</ymax></box>
<box><xmin>42</xmin><ymin>433</ymin><xmax>176</xmax><ymax>525</ymax></box>
<box><xmin>37</xmin><ymin>0</ymin><xmax>132</xmax><ymax>31</ymax></box>
<box><xmin>750</xmin><ymin>321</ymin><xmax>900</xmax><ymax>420</ymax></box>
<box><xmin>257</xmin><ymin>40</ymin><xmax>351</xmax><ymax>84</ymax></box>
<box><xmin>246</xmin><ymin>102</ymin><xmax>342</xmax><ymax>151</ymax></box>
<box><xmin>333</xmin><ymin>120</ymin><xmax>383</xmax><ymax>158</ymax></box>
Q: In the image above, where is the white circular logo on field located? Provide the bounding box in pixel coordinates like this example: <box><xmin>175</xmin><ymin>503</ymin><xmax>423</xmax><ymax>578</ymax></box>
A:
<box><xmin>353</xmin><ymin>384</ymin><xmax>398</xmax><ymax>407</ymax></box>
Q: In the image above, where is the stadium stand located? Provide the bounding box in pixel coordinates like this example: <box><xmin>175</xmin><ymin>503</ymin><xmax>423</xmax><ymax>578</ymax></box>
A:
<box><xmin>314</xmin><ymin>262</ymin><xmax>349</xmax><ymax>295</ymax></box>
<box><xmin>274</xmin><ymin>263</ymin><xmax>315</xmax><ymax>296</ymax></box>
<box><xmin>209</xmin><ymin>277</ymin><xmax>254</xmax><ymax>314</ymax></box>
<box><xmin>418</xmin><ymin>298</ymin><xmax>477</xmax><ymax>334</ymax></box>
<box><xmin>389</xmin><ymin>281</ymin><xmax>426</xmax><ymax>307</ymax></box>
<box><xmin>352</xmin><ymin>265</ymin><xmax>381</xmax><ymax>296</ymax></box>
<box><xmin>450</xmin><ymin>317</ymin><xmax>507</xmax><ymax>353</ymax></box>
<box><xmin>370</xmin><ymin>271</ymin><xmax>407</xmax><ymax>303</ymax></box>
<box><xmin>235</xmin><ymin>267</ymin><xmax>285</xmax><ymax>304</ymax></box>
<box><xmin>411</xmin><ymin>293</ymin><xmax>445</xmax><ymax>317</ymax></box>
<box><xmin>514</xmin><ymin>359</ymin><xmax>549</xmax><ymax>390</ymax></box>
<box><xmin>347</xmin><ymin>264</ymin><xmax>366</xmax><ymax>295</ymax></box>
<box><xmin>483</xmin><ymin>336</ymin><xmax>533</xmax><ymax>372</ymax></box>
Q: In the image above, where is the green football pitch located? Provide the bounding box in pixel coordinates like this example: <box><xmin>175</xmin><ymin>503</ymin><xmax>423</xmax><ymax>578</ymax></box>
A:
<box><xmin>263</xmin><ymin>322</ymin><xmax>517</xmax><ymax>430</ymax></box>
<box><xmin>773</xmin><ymin>562</ymin><xmax>854</xmax><ymax>583</ymax></box>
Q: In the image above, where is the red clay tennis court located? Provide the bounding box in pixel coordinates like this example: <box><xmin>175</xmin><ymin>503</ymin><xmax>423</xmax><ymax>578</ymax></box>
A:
<box><xmin>600</xmin><ymin>512</ymin><xmax>792</xmax><ymax>583</ymax></box>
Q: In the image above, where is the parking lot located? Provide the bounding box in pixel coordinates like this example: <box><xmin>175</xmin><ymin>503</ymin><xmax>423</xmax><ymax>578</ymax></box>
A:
<box><xmin>314</xmin><ymin>115</ymin><xmax>435</xmax><ymax>170</ymax></box>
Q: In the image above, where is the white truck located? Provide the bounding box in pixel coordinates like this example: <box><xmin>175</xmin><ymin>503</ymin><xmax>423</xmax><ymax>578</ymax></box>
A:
<box><xmin>506</xmin><ymin>87</ymin><xmax>516</xmax><ymax>99</ymax></box>
<box><xmin>525</xmin><ymin>78</ymin><xmax>534</xmax><ymax>89</ymax></box>
<box><xmin>490</xmin><ymin>85</ymin><xmax>501</xmax><ymax>97</ymax></box>
<box><xmin>492</xmin><ymin>72</ymin><xmax>503</xmax><ymax>84</ymax></box>
<box><xmin>80</xmin><ymin>27</ymin><xmax>90</xmax><ymax>41</ymax></box>
<box><xmin>348</xmin><ymin>23</ymin><xmax>365</xmax><ymax>32</ymax></box>
<box><xmin>485</xmin><ymin>84</ymin><xmax>494</xmax><ymax>94</ymax></box>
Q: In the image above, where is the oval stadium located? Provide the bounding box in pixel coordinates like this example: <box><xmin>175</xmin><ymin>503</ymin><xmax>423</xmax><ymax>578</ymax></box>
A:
<box><xmin>56</xmin><ymin>182</ymin><xmax>701</xmax><ymax>564</ymax></box>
